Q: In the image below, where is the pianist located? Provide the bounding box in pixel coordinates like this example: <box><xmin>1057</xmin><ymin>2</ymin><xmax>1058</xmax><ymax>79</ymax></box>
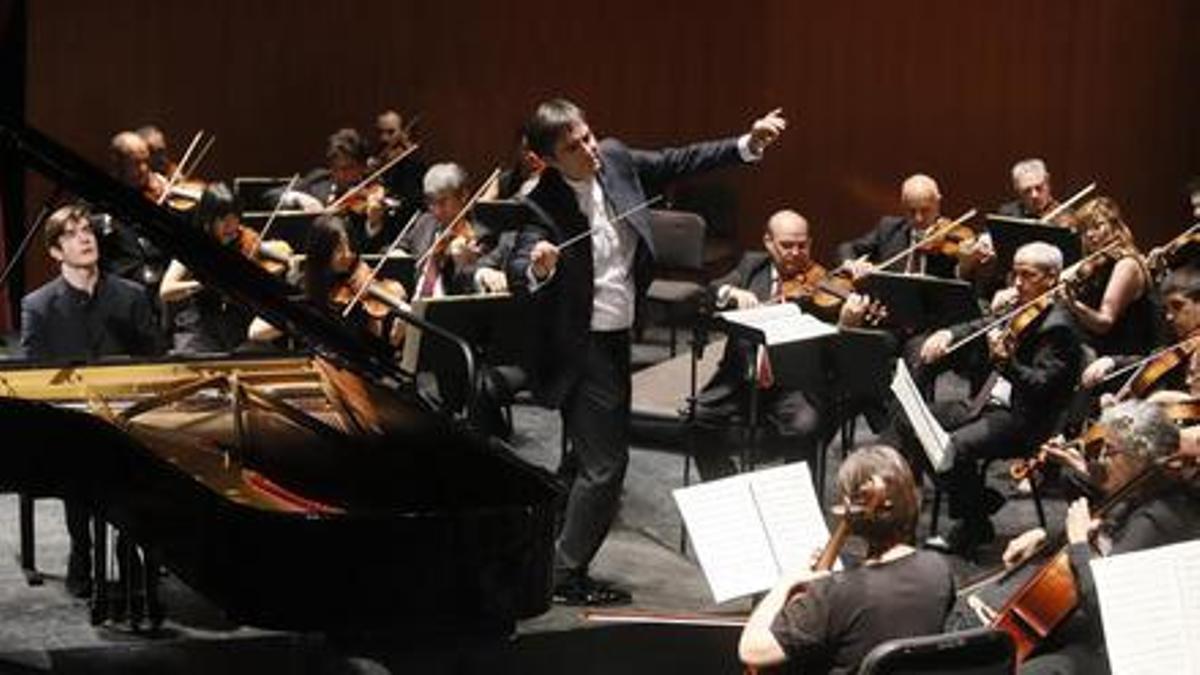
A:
<box><xmin>19</xmin><ymin>203</ymin><xmax>161</xmax><ymax>597</ymax></box>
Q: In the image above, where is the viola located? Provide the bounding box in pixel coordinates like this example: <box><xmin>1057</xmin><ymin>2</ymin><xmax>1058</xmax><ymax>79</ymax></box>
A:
<box><xmin>993</xmin><ymin>293</ymin><xmax>1053</xmax><ymax>356</ymax></box>
<box><xmin>233</xmin><ymin>226</ymin><xmax>295</xmax><ymax>277</ymax></box>
<box><xmin>1011</xmin><ymin>423</ymin><xmax>1107</xmax><ymax>483</ymax></box>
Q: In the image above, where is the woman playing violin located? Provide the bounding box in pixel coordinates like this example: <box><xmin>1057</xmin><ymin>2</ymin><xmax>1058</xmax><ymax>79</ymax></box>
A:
<box><xmin>1060</xmin><ymin>196</ymin><xmax>1157</xmax><ymax>356</ymax></box>
<box><xmin>739</xmin><ymin>445</ymin><xmax>954</xmax><ymax>674</ymax></box>
<box><xmin>248</xmin><ymin>215</ymin><xmax>408</xmax><ymax>348</ymax></box>
<box><xmin>159</xmin><ymin>183</ymin><xmax>255</xmax><ymax>353</ymax></box>
<box><xmin>1002</xmin><ymin>400</ymin><xmax>1200</xmax><ymax>675</ymax></box>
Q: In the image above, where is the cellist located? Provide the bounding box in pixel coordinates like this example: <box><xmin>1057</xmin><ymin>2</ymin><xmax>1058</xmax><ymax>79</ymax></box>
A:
<box><xmin>1001</xmin><ymin>400</ymin><xmax>1200</xmax><ymax>675</ymax></box>
<box><xmin>739</xmin><ymin>445</ymin><xmax>954</xmax><ymax>674</ymax></box>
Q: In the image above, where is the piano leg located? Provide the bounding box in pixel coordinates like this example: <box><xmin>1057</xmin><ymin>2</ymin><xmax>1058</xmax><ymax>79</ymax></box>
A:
<box><xmin>90</xmin><ymin>514</ymin><xmax>108</xmax><ymax>625</ymax></box>
<box><xmin>17</xmin><ymin>494</ymin><xmax>43</xmax><ymax>586</ymax></box>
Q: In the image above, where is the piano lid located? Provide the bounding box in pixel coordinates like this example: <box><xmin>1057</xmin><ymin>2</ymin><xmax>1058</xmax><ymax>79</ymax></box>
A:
<box><xmin>0</xmin><ymin>118</ymin><xmax>432</xmax><ymax>406</ymax></box>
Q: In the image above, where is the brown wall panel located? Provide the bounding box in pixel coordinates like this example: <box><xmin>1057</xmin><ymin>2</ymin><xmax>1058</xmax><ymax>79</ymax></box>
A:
<box><xmin>18</xmin><ymin>0</ymin><xmax>1200</xmax><ymax>289</ymax></box>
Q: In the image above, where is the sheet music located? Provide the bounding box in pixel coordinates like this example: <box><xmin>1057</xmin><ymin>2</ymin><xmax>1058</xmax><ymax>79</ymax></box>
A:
<box><xmin>749</xmin><ymin>463</ymin><xmax>834</xmax><ymax>574</ymax></box>
<box><xmin>1091</xmin><ymin>539</ymin><xmax>1200</xmax><ymax>675</ymax></box>
<box><xmin>889</xmin><ymin>360</ymin><xmax>952</xmax><ymax>472</ymax></box>
<box><xmin>719</xmin><ymin>303</ymin><xmax>836</xmax><ymax>346</ymax></box>
<box><xmin>673</xmin><ymin>462</ymin><xmax>832</xmax><ymax>604</ymax></box>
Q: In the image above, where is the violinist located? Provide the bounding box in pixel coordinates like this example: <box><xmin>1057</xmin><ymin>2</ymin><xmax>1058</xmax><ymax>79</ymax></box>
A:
<box><xmin>159</xmin><ymin>183</ymin><xmax>256</xmax><ymax>354</ymax></box>
<box><xmin>508</xmin><ymin>98</ymin><xmax>786</xmax><ymax>606</ymax></box>
<box><xmin>1002</xmin><ymin>400</ymin><xmax>1200</xmax><ymax>675</ymax></box>
<box><xmin>913</xmin><ymin>242</ymin><xmax>1084</xmax><ymax>554</ymax></box>
<box><xmin>1059</xmin><ymin>196</ymin><xmax>1157</xmax><ymax>357</ymax></box>
<box><xmin>1082</xmin><ymin>264</ymin><xmax>1200</xmax><ymax>397</ymax></box>
<box><xmin>401</xmin><ymin>163</ymin><xmax>508</xmax><ymax>298</ymax></box>
<box><xmin>836</xmin><ymin>174</ymin><xmax>963</xmax><ymax>281</ymax></box>
<box><xmin>739</xmin><ymin>445</ymin><xmax>954</xmax><ymax>674</ymax></box>
<box><xmin>371</xmin><ymin>109</ymin><xmax>426</xmax><ymax>223</ymax></box>
<box><xmin>288</xmin><ymin>128</ymin><xmax>399</xmax><ymax>254</ymax></box>
<box><xmin>693</xmin><ymin>210</ymin><xmax>880</xmax><ymax>480</ymax></box>
<box><xmin>96</xmin><ymin>131</ymin><xmax>170</xmax><ymax>290</ymax></box>
<box><xmin>135</xmin><ymin>124</ymin><xmax>176</xmax><ymax>177</ymax></box>
<box><xmin>959</xmin><ymin>159</ymin><xmax>1064</xmax><ymax>296</ymax></box>
<box><xmin>247</xmin><ymin>214</ymin><xmax>408</xmax><ymax>348</ymax></box>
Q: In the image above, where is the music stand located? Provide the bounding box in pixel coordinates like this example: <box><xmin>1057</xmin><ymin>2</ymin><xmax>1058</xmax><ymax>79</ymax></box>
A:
<box><xmin>360</xmin><ymin>252</ymin><xmax>416</xmax><ymax>292</ymax></box>
<box><xmin>858</xmin><ymin>271</ymin><xmax>981</xmax><ymax>334</ymax></box>
<box><xmin>987</xmin><ymin>215</ymin><xmax>1082</xmax><ymax>271</ymax></box>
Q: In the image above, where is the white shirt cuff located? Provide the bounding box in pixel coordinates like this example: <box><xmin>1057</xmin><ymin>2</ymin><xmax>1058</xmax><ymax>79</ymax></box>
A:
<box><xmin>737</xmin><ymin>134</ymin><xmax>763</xmax><ymax>163</ymax></box>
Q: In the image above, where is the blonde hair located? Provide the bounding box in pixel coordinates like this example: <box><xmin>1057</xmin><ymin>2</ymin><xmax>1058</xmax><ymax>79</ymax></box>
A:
<box><xmin>1075</xmin><ymin>196</ymin><xmax>1137</xmax><ymax>251</ymax></box>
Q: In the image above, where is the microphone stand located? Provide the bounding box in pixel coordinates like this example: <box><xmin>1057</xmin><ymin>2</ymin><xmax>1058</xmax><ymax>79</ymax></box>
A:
<box><xmin>680</xmin><ymin>286</ymin><xmax>715</xmax><ymax>555</ymax></box>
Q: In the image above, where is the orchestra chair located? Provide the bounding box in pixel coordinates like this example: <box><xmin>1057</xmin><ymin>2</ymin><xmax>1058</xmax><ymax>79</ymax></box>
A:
<box><xmin>858</xmin><ymin>626</ymin><xmax>1016</xmax><ymax>675</ymax></box>
<box><xmin>643</xmin><ymin>209</ymin><xmax>708</xmax><ymax>356</ymax></box>
<box><xmin>928</xmin><ymin>457</ymin><xmax>1049</xmax><ymax>539</ymax></box>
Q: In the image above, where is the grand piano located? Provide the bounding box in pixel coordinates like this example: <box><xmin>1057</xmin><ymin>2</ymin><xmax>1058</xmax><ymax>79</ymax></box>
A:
<box><xmin>0</xmin><ymin>119</ymin><xmax>560</xmax><ymax>633</ymax></box>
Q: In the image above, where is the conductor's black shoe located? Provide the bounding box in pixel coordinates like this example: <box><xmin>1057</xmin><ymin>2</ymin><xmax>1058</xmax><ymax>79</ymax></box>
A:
<box><xmin>66</xmin><ymin>550</ymin><xmax>92</xmax><ymax>599</ymax></box>
<box><xmin>552</xmin><ymin>573</ymin><xmax>632</xmax><ymax>607</ymax></box>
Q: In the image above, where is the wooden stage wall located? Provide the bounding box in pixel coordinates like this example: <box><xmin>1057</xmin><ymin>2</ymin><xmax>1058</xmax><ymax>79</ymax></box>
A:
<box><xmin>14</xmin><ymin>0</ymin><xmax>1200</xmax><ymax>290</ymax></box>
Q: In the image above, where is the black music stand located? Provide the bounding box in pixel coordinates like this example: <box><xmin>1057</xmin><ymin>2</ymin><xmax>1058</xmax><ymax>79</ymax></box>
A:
<box><xmin>473</xmin><ymin>199</ymin><xmax>533</xmax><ymax>236</ymax></box>
<box><xmin>821</xmin><ymin>328</ymin><xmax>896</xmax><ymax>502</ymax></box>
<box><xmin>987</xmin><ymin>215</ymin><xmax>1082</xmax><ymax>271</ymax></box>
<box><xmin>400</xmin><ymin>293</ymin><xmax>528</xmax><ymax>414</ymax></box>
<box><xmin>858</xmin><ymin>271</ymin><xmax>981</xmax><ymax>334</ymax></box>
<box><xmin>712</xmin><ymin>305</ymin><xmax>838</xmax><ymax>475</ymax></box>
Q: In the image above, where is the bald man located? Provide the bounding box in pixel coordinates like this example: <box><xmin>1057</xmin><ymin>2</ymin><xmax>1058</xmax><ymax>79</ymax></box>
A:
<box><xmin>693</xmin><ymin>210</ymin><xmax>843</xmax><ymax>481</ymax></box>
<box><xmin>98</xmin><ymin>131</ymin><xmax>169</xmax><ymax>288</ymax></box>
<box><xmin>836</xmin><ymin>174</ymin><xmax>960</xmax><ymax>280</ymax></box>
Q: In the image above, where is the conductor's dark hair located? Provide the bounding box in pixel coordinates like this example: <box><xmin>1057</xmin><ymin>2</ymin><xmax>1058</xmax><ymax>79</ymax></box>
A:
<box><xmin>326</xmin><ymin>128</ymin><xmax>368</xmax><ymax>164</ymax></box>
<box><xmin>525</xmin><ymin>98</ymin><xmax>586</xmax><ymax>159</ymax></box>
<box><xmin>193</xmin><ymin>182</ymin><xmax>239</xmax><ymax>235</ymax></box>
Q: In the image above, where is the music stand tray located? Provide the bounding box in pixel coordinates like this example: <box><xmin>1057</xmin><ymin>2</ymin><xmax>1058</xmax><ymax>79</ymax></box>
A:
<box><xmin>859</xmin><ymin>271</ymin><xmax>981</xmax><ymax>334</ymax></box>
<box><xmin>987</xmin><ymin>215</ymin><xmax>1082</xmax><ymax>271</ymax></box>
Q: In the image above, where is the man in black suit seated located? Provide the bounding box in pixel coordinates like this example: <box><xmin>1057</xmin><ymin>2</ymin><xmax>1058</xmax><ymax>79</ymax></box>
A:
<box><xmin>508</xmin><ymin>97</ymin><xmax>786</xmax><ymax>605</ymax></box>
<box><xmin>693</xmin><ymin>209</ymin><xmax>881</xmax><ymax>480</ymax></box>
<box><xmin>837</xmin><ymin>173</ymin><xmax>960</xmax><ymax>281</ymax></box>
<box><xmin>19</xmin><ymin>204</ymin><xmax>162</xmax><ymax>597</ymax></box>
<box><xmin>913</xmin><ymin>241</ymin><xmax>1084</xmax><ymax>554</ymax></box>
<box><xmin>371</xmin><ymin>109</ymin><xmax>426</xmax><ymax>225</ymax></box>
<box><xmin>400</xmin><ymin>162</ymin><xmax>509</xmax><ymax>299</ymax></box>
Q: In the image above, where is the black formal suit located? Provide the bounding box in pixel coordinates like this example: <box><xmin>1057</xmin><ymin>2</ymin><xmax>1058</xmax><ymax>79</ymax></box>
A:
<box><xmin>400</xmin><ymin>212</ymin><xmax>484</xmax><ymax>296</ymax></box>
<box><xmin>19</xmin><ymin>272</ymin><xmax>162</xmax><ymax>593</ymax></box>
<box><xmin>508</xmin><ymin>135</ymin><xmax>749</xmax><ymax>577</ymax></box>
<box><xmin>925</xmin><ymin>301</ymin><xmax>1083</xmax><ymax>526</ymax></box>
<box><xmin>836</xmin><ymin>215</ymin><xmax>958</xmax><ymax>279</ymax></box>
<box><xmin>692</xmin><ymin>252</ymin><xmax>829</xmax><ymax>480</ymax></box>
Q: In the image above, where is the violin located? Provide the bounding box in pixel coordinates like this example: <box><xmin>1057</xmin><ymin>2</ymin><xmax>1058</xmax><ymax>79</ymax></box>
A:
<box><xmin>992</xmin><ymin>293</ymin><xmax>1053</xmax><ymax>357</ymax></box>
<box><xmin>335</xmin><ymin>181</ymin><xmax>399</xmax><ymax>217</ymax></box>
<box><xmin>778</xmin><ymin>263</ymin><xmax>853</xmax><ymax>311</ymax></box>
<box><xmin>916</xmin><ymin>217</ymin><xmax>976</xmax><ymax>257</ymax></box>
<box><xmin>1147</xmin><ymin>223</ymin><xmax>1200</xmax><ymax>278</ymax></box>
<box><xmin>1061</xmin><ymin>241</ymin><xmax>1132</xmax><ymax>297</ymax></box>
<box><xmin>330</xmin><ymin>261</ymin><xmax>409</xmax><ymax>322</ymax></box>
<box><xmin>233</xmin><ymin>225</ymin><xmax>294</xmax><ymax>277</ymax></box>
<box><xmin>1011</xmin><ymin>423</ymin><xmax>1108</xmax><ymax>483</ymax></box>
<box><xmin>1116</xmin><ymin>336</ymin><xmax>1200</xmax><ymax>401</ymax></box>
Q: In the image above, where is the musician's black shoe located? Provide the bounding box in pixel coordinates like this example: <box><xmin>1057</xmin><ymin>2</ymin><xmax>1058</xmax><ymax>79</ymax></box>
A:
<box><xmin>927</xmin><ymin>519</ymin><xmax>994</xmax><ymax>557</ymax></box>
<box><xmin>982</xmin><ymin>487</ymin><xmax>1007</xmax><ymax>515</ymax></box>
<box><xmin>552</xmin><ymin>572</ymin><xmax>633</xmax><ymax>607</ymax></box>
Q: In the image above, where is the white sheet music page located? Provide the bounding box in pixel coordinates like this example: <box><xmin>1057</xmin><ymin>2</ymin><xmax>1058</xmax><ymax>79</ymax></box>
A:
<box><xmin>749</xmin><ymin>463</ymin><xmax>835</xmax><ymax>574</ymax></box>
<box><xmin>1091</xmin><ymin>539</ymin><xmax>1200</xmax><ymax>675</ymax></box>
<box><xmin>719</xmin><ymin>303</ymin><xmax>836</xmax><ymax>346</ymax></box>
<box><xmin>889</xmin><ymin>360</ymin><xmax>952</xmax><ymax>472</ymax></box>
<box><xmin>673</xmin><ymin>462</ymin><xmax>831</xmax><ymax>604</ymax></box>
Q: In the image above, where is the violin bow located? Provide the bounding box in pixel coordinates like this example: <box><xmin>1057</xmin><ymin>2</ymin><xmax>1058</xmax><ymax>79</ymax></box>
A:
<box><xmin>157</xmin><ymin>130</ymin><xmax>206</xmax><ymax>205</ymax></box>
<box><xmin>556</xmin><ymin>194</ymin><xmax>665</xmax><ymax>251</ymax></box>
<box><xmin>414</xmin><ymin>167</ymin><xmax>502</xmax><ymax>270</ymax></box>
<box><xmin>258</xmin><ymin>173</ymin><xmax>300</xmax><ymax>242</ymax></box>
<box><xmin>874</xmin><ymin>208</ymin><xmax>978</xmax><ymax>272</ymax></box>
<box><xmin>1040</xmin><ymin>182</ymin><xmax>1097</xmax><ymax>223</ymax></box>
<box><xmin>327</xmin><ymin>143</ymin><xmax>420</xmax><ymax>212</ymax></box>
<box><xmin>340</xmin><ymin>210</ymin><xmax>422</xmax><ymax>318</ymax></box>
